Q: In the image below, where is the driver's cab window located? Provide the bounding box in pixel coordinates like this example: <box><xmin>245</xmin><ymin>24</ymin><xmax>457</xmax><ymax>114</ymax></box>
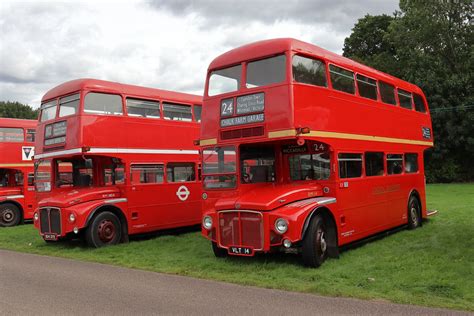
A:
<box><xmin>55</xmin><ymin>158</ymin><xmax>93</xmax><ymax>188</ymax></box>
<box><xmin>240</xmin><ymin>145</ymin><xmax>275</xmax><ymax>184</ymax></box>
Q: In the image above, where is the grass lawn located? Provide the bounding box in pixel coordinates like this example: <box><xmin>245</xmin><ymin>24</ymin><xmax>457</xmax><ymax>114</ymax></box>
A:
<box><xmin>1</xmin><ymin>183</ymin><xmax>473</xmax><ymax>311</ymax></box>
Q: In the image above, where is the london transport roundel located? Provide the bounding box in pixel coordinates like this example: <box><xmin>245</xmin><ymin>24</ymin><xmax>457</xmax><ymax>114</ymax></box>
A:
<box><xmin>176</xmin><ymin>185</ymin><xmax>190</xmax><ymax>201</ymax></box>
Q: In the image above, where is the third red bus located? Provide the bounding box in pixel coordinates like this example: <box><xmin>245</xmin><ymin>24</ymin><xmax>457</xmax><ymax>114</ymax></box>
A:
<box><xmin>0</xmin><ymin>118</ymin><xmax>37</xmax><ymax>227</ymax></box>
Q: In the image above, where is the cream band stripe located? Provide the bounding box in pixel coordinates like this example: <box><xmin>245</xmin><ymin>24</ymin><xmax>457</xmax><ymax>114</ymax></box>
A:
<box><xmin>268</xmin><ymin>129</ymin><xmax>433</xmax><ymax>146</ymax></box>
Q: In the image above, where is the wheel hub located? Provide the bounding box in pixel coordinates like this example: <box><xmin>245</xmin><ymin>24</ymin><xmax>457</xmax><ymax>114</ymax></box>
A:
<box><xmin>410</xmin><ymin>207</ymin><xmax>418</xmax><ymax>225</ymax></box>
<box><xmin>319</xmin><ymin>231</ymin><xmax>327</xmax><ymax>253</ymax></box>
<box><xmin>2</xmin><ymin>209</ymin><xmax>14</xmax><ymax>223</ymax></box>
<box><xmin>97</xmin><ymin>220</ymin><xmax>116</xmax><ymax>243</ymax></box>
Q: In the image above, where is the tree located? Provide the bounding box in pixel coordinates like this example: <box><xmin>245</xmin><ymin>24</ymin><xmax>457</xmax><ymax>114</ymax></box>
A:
<box><xmin>0</xmin><ymin>101</ymin><xmax>38</xmax><ymax>119</ymax></box>
<box><xmin>343</xmin><ymin>14</ymin><xmax>399</xmax><ymax>76</ymax></box>
<box><xmin>343</xmin><ymin>1</ymin><xmax>473</xmax><ymax>182</ymax></box>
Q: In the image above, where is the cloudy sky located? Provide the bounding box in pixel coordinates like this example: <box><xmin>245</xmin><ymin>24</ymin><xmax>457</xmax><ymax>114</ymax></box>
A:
<box><xmin>0</xmin><ymin>0</ymin><xmax>398</xmax><ymax>108</ymax></box>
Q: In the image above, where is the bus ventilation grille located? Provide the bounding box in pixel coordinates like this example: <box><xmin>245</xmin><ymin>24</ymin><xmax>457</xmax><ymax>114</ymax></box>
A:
<box><xmin>221</xmin><ymin>126</ymin><xmax>264</xmax><ymax>140</ymax></box>
<box><xmin>39</xmin><ymin>207</ymin><xmax>61</xmax><ymax>234</ymax></box>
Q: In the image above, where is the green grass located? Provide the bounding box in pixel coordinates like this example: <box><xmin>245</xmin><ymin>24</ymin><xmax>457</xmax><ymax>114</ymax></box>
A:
<box><xmin>1</xmin><ymin>184</ymin><xmax>473</xmax><ymax>311</ymax></box>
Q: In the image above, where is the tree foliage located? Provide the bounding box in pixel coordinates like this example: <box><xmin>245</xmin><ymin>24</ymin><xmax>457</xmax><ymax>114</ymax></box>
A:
<box><xmin>343</xmin><ymin>1</ymin><xmax>473</xmax><ymax>182</ymax></box>
<box><xmin>0</xmin><ymin>101</ymin><xmax>38</xmax><ymax>120</ymax></box>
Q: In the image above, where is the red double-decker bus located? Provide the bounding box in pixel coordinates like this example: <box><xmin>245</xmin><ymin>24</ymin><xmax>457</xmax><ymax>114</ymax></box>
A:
<box><xmin>0</xmin><ymin>118</ymin><xmax>37</xmax><ymax>227</ymax></box>
<box><xmin>199</xmin><ymin>38</ymin><xmax>433</xmax><ymax>266</ymax></box>
<box><xmin>33</xmin><ymin>79</ymin><xmax>202</xmax><ymax>247</ymax></box>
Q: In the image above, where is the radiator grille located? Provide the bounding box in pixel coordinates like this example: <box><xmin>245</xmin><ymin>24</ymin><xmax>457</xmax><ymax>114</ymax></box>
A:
<box><xmin>39</xmin><ymin>208</ymin><xmax>61</xmax><ymax>234</ymax></box>
<box><xmin>218</xmin><ymin>211</ymin><xmax>263</xmax><ymax>250</ymax></box>
<box><xmin>221</xmin><ymin>126</ymin><xmax>264</xmax><ymax>140</ymax></box>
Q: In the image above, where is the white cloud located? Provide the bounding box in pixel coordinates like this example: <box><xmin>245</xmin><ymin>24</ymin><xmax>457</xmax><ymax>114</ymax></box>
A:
<box><xmin>0</xmin><ymin>0</ymin><xmax>398</xmax><ymax>108</ymax></box>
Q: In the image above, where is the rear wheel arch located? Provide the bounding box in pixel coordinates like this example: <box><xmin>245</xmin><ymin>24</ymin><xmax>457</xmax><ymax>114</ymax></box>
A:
<box><xmin>301</xmin><ymin>206</ymin><xmax>339</xmax><ymax>258</ymax></box>
<box><xmin>86</xmin><ymin>204</ymin><xmax>129</xmax><ymax>243</ymax></box>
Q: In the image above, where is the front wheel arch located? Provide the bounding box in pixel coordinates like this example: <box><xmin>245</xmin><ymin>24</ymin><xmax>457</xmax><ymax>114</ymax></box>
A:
<box><xmin>301</xmin><ymin>206</ymin><xmax>339</xmax><ymax>258</ymax></box>
<box><xmin>85</xmin><ymin>204</ymin><xmax>128</xmax><ymax>243</ymax></box>
<box><xmin>0</xmin><ymin>201</ymin><xmax>23</xmax><ymax>226</ymax></box>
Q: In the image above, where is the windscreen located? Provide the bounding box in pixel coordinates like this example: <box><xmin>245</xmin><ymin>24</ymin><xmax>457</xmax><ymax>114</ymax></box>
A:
<box><xmin>240</xmin><ymin>145</ymin><xmax>275</xmax><ymax>184</ymax></box>
<box><xmin>202</xmin><ymin>146</ymin><xmax>236</xmax><ymax>189</ymax></box>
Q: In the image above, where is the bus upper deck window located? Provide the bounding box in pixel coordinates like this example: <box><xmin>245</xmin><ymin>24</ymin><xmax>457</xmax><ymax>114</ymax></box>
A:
<box><xmin>208</xmin><ymin>65</ymin><xmax>241</xmax><ymax>96</ymax></box>
<box><xmin>380</xmin><ymin>81</ymin><xmax>396</xmax><ymax>105</ymax></box>
<box><xmin>329</xmin><ymin>65</ymin><xmax>355</xmax><ymax>94</ymax></box>
<box><xmin>84</xmin><ymin>92</ymin><xmax>123</xmax><ymax>115</ymax></box>
<box><xmin>246</xmin><ymin>55</ymin><xmax>286</xmax><ymax>88</ymax></box>
<box><xmin>126</xmin><ymin>98</ymin><xmax>161</xmax><ymax>118</ymax></box>
<box><xmin>413</xmin><ymin>94</ymin><xmax>427</xmax><ymax>113</ymax></box>
<box><xmin>398</xmin><ymin>89</ymin><xmax>413</xmax><ymax>109</ymax></box>
<box><xmin>292</xmin><ymin>55</ymin><xmax>327</xmax><ymax>87</ymax></box>
<box><xmin>356</xmin><ymin>74</ymin><xmax>378</xmax><ymax>100</ymax></box>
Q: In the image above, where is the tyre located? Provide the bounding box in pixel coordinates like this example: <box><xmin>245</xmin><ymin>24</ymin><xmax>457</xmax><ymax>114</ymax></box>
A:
<box><xmin>407</xmin><ymin>195</ymin><xmax>421</xmax><ymax>230</ymax></box>
<box><xmin>85</xmin><ymin>211</ymin><xmax>122</xmax><ymax>248</ymax></box>
<box><xmin>212</xmin><ymin>241</ymin><xmax>228</xmax><ymax>258</ymax></box>
<box><xmin>0</xmin><ymin>203</ymin><xmax>21</xmax><ymax>227</ymax></box>
<box><xmin>302</xmin><ymin>214</ymin><xmax>328</xmax><ymax>267</ymax></box>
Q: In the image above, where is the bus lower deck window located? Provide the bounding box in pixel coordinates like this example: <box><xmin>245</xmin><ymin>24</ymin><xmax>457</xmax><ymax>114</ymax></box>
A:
<box><xmin>338</xmin><ymin>153</ymin><xmax>362</xmax><ymax>178</ymax></box>
<box><xmin>387</xmin><ymin>154</ymin><xmax>403</xmax><ymax>175</ymax></box>
<box><xmin>405</xmin><ymin>153</ymin><xmax>419</xmax><ymax>173</ymax></box>
<box><xmin>365</xmin><ymin>152</ymin><xmax>384</xmax><ymax>176</ymax></box>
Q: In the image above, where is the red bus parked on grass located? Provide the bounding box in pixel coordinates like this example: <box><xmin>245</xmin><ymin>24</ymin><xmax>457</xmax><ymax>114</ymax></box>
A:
<box><xmin>33</xmin><ymin>79</ymin><xmax>202</xmax><ymax>247</ymax></box>
<box><xmin>0</xmin><ymin>118</ymin><xmax>37</xmax><ymax>227</ymax></box>
<box><xmin>199</xmin><ymin>38</ymin><xmax>434</xmax><ymax>267</ymax></box>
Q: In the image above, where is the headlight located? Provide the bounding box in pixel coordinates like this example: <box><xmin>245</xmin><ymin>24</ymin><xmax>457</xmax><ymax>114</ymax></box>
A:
<box><xmin>275</xmin><ymin>218</ymin><xmax>288</xmax><ymax>234</ymax></box>
<box><xmin>203</xmin><ymin>216</ymin><xmax>212</xmax><ymax>230</ymax></box>
<box><xmin>69</xmin><ymin>213</ymin><xmax>76</xmax><ymax>223</ymax></box>
<box><xmin>34</xmin><ymin>212</ymin><xmax>39</xmax><ymax>221</ymax></box>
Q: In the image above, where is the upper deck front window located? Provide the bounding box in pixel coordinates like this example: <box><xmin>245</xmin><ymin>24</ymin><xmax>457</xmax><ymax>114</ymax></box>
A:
<box><xmin>246</xmin><ymin>55</ymin><xmax>286</xmax><ymax>88</ymax></box>
<box><xmin>59</xmin><ymin>93</ymin><xmax>80</xmax><ymax>117</ymax></box>
<box><xmin>40</xmin><ymin>100</ymin><xmax>57</xmax><ymax>122</ymax></box>
<box><xmin>208</xmin><ymin>65</ymin><xmax>242</xmax><ymax>96</ymax></box>
<box><xmin>84</xmin><ymin>92</ymin><xmax>123</xmax><ymax>115</ymax></box>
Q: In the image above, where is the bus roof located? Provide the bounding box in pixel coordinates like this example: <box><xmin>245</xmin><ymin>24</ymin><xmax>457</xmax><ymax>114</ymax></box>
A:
<box><xmin>208</xmin><ymin>38</ymin><xmax>420</xmax><ymax>93</ymax></box>
<box><xmin>0</xmin><ymin>118</ymin><xmax>37</xmax><ymax>129</ymax></box>
<box><xmin>42</xmin><ymin>78</ymin><xmax>202</xmax><ymax>104</ymax></box>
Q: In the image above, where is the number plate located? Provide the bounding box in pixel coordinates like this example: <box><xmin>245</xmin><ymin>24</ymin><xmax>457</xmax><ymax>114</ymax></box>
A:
<box><xmin>43</xmin><ymin>234</ymin><xmax>58</xmax><ymax>241</ymax></box>
<box><xmin>228</xmin><ymin>246</ymin><xmax>254</xmax><ymax>256</ymax></box>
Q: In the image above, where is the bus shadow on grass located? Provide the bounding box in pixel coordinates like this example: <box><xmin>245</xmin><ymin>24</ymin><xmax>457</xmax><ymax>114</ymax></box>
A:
<box><xmin>214</xmin><ymin>222</ymin><xmax>430</xmax><ymax>267</ymax></box>
<box><xmin>42</xmin><ymin>224</ymin><xmax>201</xmax><ymax>249</ymax></box>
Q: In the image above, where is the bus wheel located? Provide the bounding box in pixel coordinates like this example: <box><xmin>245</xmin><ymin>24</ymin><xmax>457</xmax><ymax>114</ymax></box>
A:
<box><xmin>212</xmin><ymin>241</ymin><xmax>228</xmax><ymax>258</ymax></box>
<box><xmin>407</xmin><ymin>196</ymin><xmax>421</xmax><ymax>230</ymax></box>
<box><xmin>0</xmin><ymin>203</ymin><xmax>21</xmax><ymax>227</ymax></box>
<box><xmin>85</xmin><ymin>211</ymin><xmax>122</xmax><ymax>248</ymax></box>
<box><xmin>302</xmin><ymin>214</ymin><xmax>328</xmax><ymax>267</ymax></box>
